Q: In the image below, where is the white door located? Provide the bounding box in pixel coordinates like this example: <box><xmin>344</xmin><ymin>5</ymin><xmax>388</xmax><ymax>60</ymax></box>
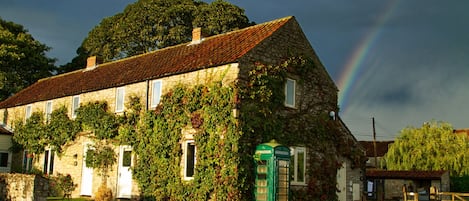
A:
<box><xmin>336</xmin><ymin>161</ymin><xmax>347</xmax><ymax>201</ymax></box>
<box><xmin>117</xmin><ymin>145</ymin><xmax>133</xmax><ymax>198</ymax></box>
<box><xmin>80</xmin><ymin>143</ymin><xmax>93</xmax><ymax>196</ymax></box>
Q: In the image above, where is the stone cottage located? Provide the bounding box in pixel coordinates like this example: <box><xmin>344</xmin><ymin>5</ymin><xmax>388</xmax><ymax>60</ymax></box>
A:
<box><xmin>0</xmin><ymin>16</ymin><xmax>364</xmax><ymax>200</ymax></box>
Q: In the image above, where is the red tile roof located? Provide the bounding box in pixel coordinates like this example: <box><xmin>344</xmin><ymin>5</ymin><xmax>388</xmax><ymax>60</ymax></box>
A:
<box><xmin>0</xmin><ymin>16</ymin><xmax>295</xmax><ymax>108</ymax></box>
<box><xmin>359</xmin><ymin>141</ymin><xmax>394</xmax><ymax>157</ymax></box>
<box><xmin>366</xmin><ymin>170</ymin><xmax>447</xmax><ymax>180</ymax></box>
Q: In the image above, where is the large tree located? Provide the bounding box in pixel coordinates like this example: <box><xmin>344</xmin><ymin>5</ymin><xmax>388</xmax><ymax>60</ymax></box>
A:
<box><xmin>0</xmin><ymin>18</ymin><xmax>56</xmax><ymax>100</ymax></box>
<box><xmin>384</xmin><ymin>121</ymin><xmax>469</xmax><ymax>176</ymax></box>
<box><xmin>58</xmin><ymin>0</ymin><xmax>252</xmax><ymax>74</ymax></box>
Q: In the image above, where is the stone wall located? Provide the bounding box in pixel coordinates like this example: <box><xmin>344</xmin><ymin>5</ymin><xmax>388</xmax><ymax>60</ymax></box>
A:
<box><xmin>0</xmin><ymin>173</ymin><xmax>48</xmax><ymax>201</ymax></box>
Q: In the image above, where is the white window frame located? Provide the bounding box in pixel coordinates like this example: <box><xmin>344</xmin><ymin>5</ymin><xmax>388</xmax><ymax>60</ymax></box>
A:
<box><xmin>43</xmin><ymin>148</ymin><xmax>55</xmax><ymax>175</ymax></box>
<box><xmin>285</xmin><ymin>78</ymin><xmax>296</xmax><ymax>108</ymax></box>
<box><xmin>72</xmin><ymin>95</ymin><xmax>80</xmax><ymax>118</ymax></box>
<box><xmin>290</xmin><ymin>146</ymin><xmax>306</xmax><ymax>185</ymax></box>
<box><xmin>25</xmin><ymin>105</ymin><xmax>32</xmax><ymax>120</ymax></box>
<box><xmin>151</xmin><ymin>80</ymin><xmax>163</xmax><ymax>108</ymax></box>
<box><xmin>45</xmin><ymin>101</ymin><xmax>53</xmax><ymax>122</ymax></box>
<box><xmin>116</xmin><ymin>87</ymin><xmax>125</xmax><ymax>112</ymax></box>
<box><xmin>183</xmin><ymin>140</ymin><xmax>196</xmax><ymax>180</ymax></box>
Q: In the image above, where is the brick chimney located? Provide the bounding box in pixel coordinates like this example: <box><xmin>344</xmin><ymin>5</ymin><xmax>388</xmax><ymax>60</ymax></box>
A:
<box><xmin>191</xmin><ymin>28</ymin><xmax>206</xmax><ymax>44</ymax></box>
<box><xmin>85</xmin><ymin>56</ymin><xmax>102</xmax><ymax>70</ymax></box>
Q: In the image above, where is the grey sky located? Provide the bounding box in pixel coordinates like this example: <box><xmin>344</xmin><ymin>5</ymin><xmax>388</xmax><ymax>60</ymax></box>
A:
<box><xmin>1</xmin><ymin>0</ymin><xmax>468</xmax><ymax>141</ymax></box>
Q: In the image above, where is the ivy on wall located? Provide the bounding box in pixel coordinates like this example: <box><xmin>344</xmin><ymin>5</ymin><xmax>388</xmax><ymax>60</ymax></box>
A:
<box><xmin>12</xmin><ymin>56</ymin><xmax>365</xmax><ymax>201</ymax></box>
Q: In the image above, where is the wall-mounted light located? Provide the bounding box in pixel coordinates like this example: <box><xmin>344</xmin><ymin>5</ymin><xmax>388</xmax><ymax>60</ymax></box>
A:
<box><xmin>73</xmin><ymin>154</ymin><xmax>78</xmax><ymax>166</ymax></box>
<box><xmin>329</xmin><ymin>111</ymin><xmax>336</xmax><ymax>120</ymax></box>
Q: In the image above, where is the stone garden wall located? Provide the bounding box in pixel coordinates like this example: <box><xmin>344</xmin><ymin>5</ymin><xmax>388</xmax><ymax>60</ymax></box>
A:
<box><xmin>0</xmin><ymin>173</ymin><xmax>48</xmax><ymax>201</ymax></box>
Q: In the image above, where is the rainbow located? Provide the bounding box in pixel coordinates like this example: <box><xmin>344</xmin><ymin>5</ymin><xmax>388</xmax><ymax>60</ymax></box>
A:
<box><xmin>337</xmin><ymin>0</ymin><xmax>401</xmax><ymax>113</ymax></box>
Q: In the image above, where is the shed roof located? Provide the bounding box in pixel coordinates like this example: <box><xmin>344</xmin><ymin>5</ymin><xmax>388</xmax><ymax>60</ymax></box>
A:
<box><xmin>366</xmin><ymin>170</ymin><xmax>448</xmax><ymax>180</ymax></box>
<box><xmin>359</xmin><ymin>141</ymin><xmax>393</xmax><ymax>157</ymax></box>
<box><xmin>0</xmin><ymin>16</ymin><xmax>295</xmax><ymax>108</ymax></box>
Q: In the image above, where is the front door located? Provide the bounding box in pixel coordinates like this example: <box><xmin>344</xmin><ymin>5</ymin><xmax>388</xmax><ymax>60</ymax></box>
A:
<box><xmin>80</xmin><ymin>143</ymin><xmax>93</xmax><ymax>196</ymax></box>
<box><xmin>117</xmin><ymin>145</ymin><xmax>133</xmax><ymax>198</ymax></box>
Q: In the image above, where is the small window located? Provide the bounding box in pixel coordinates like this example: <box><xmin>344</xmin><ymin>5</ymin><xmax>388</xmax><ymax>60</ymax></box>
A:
<box><xmin>116</xmin><ymin>87</ymin><xmax>125</xmax><ymax>112</ymax></box>
<box><xmin>71</xmin><ymin>95</ymin><xmax>80</xmax><ymax>118</ymax></box>
<box><xmin>45</xmin><ymin>101</ymin><xmax>53</xmax><ymax>122</ymax></box>
<box><xmin>290</xmin><ymin>146</ymin><xmax>306</xmax><ymax>184</ymax></box>
<box><xmin>285</xmin><ymin>78</ymin><xmax>296</xmax><ymax>108</ymax></box>
<box><xmin>183</xmin><ymin>140</ymin><xmax>196</xmax><ymax>180</ymax></box>
<box><xmin>0</xmin><ymin>152</ymin><xmax>8</xmax><ymax>167</ymax></box>
<box><xmin>122</xmin><ymin>150</ymin><xmax>132</xmax><ymax>167</ymax></box>
<box><xmin>43</xmin><ymin>149</ymin><xmax>55</xmax><ymax>175</ymax></box>
<box><xmin>23</xmin><ymin>150</ymin><xmax>33</xmax><ymax>173</ymax></box>
<box><xmin>151</xmin><ymin>80</ymin><xmax>162</xmax><ymax>108</ymax></box>
<box><xmin>25</xmin><ymin>105</ymin><xmax>32</xmax><ymax>120</ymax></box>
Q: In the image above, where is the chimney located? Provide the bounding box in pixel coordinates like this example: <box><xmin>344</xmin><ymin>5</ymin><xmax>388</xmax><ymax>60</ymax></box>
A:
<box><xmin>191</xmin><ymin>28</ymin><xmax>206</xmax><ymax>44</ymax></box>
<box><xmin>85</xmin><ymin>56</ymin><xmax>102</xmax><ymax>70</ymax></box>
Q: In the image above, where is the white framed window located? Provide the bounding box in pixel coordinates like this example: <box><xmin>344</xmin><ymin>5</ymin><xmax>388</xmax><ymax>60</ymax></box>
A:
<box><xmin>151</xmin><ymin>80</ymin><xmax>162</xmax><ymax>108</ymax></box>
<box><xmin>72</xmin><ymin>95</ymin><xmax>80</xmax><ymax>118</ymax></box>
<box><xmin>290</xmin><ymin>146</ymin><xmax>306</xmax><ymax>185</ymax></box>
<box><xmin>183</xmin><ymin>140</ymin><xmax>196</xmax><ymax>180</ymax></box>
<box><xmin>285</xmin><ymin>78</ymin><xmax>296</xmax><ymax>108</ymax></box>
<box><xmin>43</xmin><ymin>148</ymin><xmax>55</xmax><ymax>175</ymax></box>
<box><xmin>45</xmin><ymin>101</ymin><xmax>53</xmax><ymax>122</ymax></box>
<box><xmin>116</xmin><ymin>87</ymin><xmax>125</xmax><ymax>112</ymax></box>
<box><xmin>25</xmin><ymin>105</ymin><xmax>32</xmax><ymax>120</ymax></box>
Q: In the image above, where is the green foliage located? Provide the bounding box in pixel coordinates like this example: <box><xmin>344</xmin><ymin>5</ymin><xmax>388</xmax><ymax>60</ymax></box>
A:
<box><xmin>50</xmin><ymin>173</ymin><xmax>77</xmax><ymax>198</ymax></box>
<box><xmin>450</xmin><ymin>175</ymin><xmax>469</xmax><ymax>192</ymax></box>
<box><xmin>75</xmin><ymin>101</ymin><xmax>119</xmax><ymax>139</ymax></box>
<box><xmin>85</xmin><ymin>142</ymin><xmax>116</xmax><ymax>178</ymax></box>
<box><xmin>47</xmin><ymin>106</ymin><xmax>80</xmax><ymax>154</ymax></box>
<box><xmin>0</xmin><ymin>17</ymin><xmax>56</xmax><ymax>100</ymax></box>
<box><xmin>13</xmin><ymin>112</ymin><xmax>48</xmax><ymax>154</ymax></box>
<box><xmin>384</xmin><ymin>120</ymin><xmax>469</xmax><ymax>176</ymax></box>
<box><xmin>131</xmin><ymin>82</ymin><xmax>242</xmax><ymax>200</ymax></box>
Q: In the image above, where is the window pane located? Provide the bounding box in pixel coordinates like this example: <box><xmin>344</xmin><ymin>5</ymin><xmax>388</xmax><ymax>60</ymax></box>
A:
<box><xmin>122</xmin><ymin>150</ymin><xmax>132</xmax><ymax>167</ymax></box>
<box><xmin>285</xmin><ymin>79</ymin><xmax>295</xmax><ymax>107</ymax></box>
<box><xmin>0</xmin><ymin>153</ymin><xmax>8</xmax><ymax>167</ymax></box>
<box><xmin>44</xmin><ymin>150</ymin><xmax>49</xmax><ymax>173</ymax></box>
<box><xmin>297</xmin><ymin>149</ymin><xmax>305</xmax><ymax>182</ymax></box>
<box><xmin>25</xmin><ymin>105</ymin><xmax>32</xmax><ymax>119</ymax></box>
<box><xmin>72</xmin><ymin>96</ymin><xmax>80</xmax><ymax>118</ymax></box>
<box><xmin>46</xmin><ymin>101</ymin><xmax>52</xmax><ymax>121</ymax></box>
<box><xmin>152</xmin><ymin>81</ymin><xmax>162</xmax><ymax>107</ymax></box>
<box><xmin>116</xmin><ymin>87</ymin><xmax>125</xmax><ymax>112</ymax></box>
<box><xmin>49</xmin><ymin>151</ymin><xmax>54</xmax><ymax>174</ymax></box>
<box><xmin>186</xmin><ymin>142</ymin><xmax>195</xmax><ymax>177</ymax></box>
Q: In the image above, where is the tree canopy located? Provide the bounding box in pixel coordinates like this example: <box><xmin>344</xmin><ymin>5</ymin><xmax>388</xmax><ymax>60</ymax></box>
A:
<box><xmin>58</xmin><ymin>0</ymin><xmax>253</xmax><ymax>74</ymax></box>
<box><xmin>384</xmin><ymin>121</ymin><xmax>469</xmax><ymax>176</ymax></box>
<box><xmin>0</xmin><ymin>18</ymin><xmax>56</xmax><ymax>100</ymax></box>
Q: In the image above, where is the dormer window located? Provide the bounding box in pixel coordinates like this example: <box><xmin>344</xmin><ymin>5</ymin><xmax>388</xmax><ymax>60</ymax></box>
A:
<box><xmin>285</xmin><ymin>78</ymin><xmax>296</xmax><ymax>108</ymax></box>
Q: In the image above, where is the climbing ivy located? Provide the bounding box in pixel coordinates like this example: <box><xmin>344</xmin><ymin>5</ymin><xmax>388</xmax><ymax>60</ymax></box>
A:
<box><xmin>75</xmin><ymin>101</ymin><xmax>119</xmax><ymax>139</ymax></box>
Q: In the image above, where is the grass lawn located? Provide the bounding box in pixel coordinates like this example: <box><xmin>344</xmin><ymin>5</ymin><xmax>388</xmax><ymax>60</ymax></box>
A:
<box><xmin>47</xmin><ymin>197</ymin><xmax>92</xmax><ymax>201</ymax></box>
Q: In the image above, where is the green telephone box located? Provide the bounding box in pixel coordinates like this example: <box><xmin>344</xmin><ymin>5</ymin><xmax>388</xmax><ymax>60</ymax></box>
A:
<box><xmin>254</xmin><ymin>140</ymin><xmax>290</xmax><ymax>201</ymax></box>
